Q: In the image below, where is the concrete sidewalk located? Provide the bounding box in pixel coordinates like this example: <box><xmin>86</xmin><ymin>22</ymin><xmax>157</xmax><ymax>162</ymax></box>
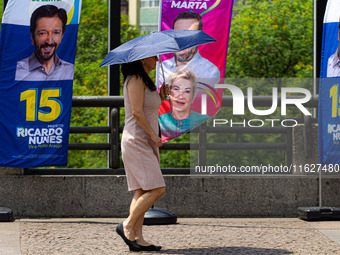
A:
<box><xmin>1</xmin><ymin>218</ymin><xmax>340</xmax><ymax>255</ymax></box>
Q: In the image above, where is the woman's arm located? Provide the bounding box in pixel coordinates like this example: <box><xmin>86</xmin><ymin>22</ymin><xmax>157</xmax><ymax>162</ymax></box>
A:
<box><xmin>127</xmin><ymin>76</ymin><xmax>162</xmax><ymax>147</ymax></box>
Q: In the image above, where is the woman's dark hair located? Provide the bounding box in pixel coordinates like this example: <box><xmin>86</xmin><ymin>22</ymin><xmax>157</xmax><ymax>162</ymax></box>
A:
<box><xmin>121</xmin><ymin>60</ymin><xmax>156</xmax><ymax>91</ymax></box>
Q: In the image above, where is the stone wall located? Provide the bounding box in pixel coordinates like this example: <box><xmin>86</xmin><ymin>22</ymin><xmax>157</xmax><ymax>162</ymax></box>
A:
<box><xmin>1</xmin><ymin>124</ymin><xmax>340</xmax><ymax>218</ymax></box>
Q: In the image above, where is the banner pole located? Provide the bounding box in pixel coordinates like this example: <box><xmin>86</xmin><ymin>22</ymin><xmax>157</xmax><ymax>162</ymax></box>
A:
<box><xmin>108</xmin><ymin>0</ymin><xmax>121</xmax><ymax>168</ymax></box>
<box><xmin>314</xmin><ymin>0</ymin><xmax>321</xmax><ymax>209</ymax></box>
<box><xmin>313</xmin><ymin>0</ymin><xmax>317</xmax><ymax>82</ymax></box>
<box><xmin>315</xmin><ymin>0</ymin><xmax>329</xmax><ymax>208</ymax></box>
<box><xmin>3</xmin><ymin>0</ymin><xmax>8</xmax><ymax>11</ymax></box>
<box><xmin>0</xmin><ymin>0</ymin><xmax>12</xmax><ymax>219</ymax></box>
<box><xmin>108</xmin><ymin>0</ymin><xmax>120</xmax><ymax>97</ymax></box>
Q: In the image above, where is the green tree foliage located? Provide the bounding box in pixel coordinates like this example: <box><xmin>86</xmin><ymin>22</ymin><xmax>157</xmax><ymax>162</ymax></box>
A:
<box><xmin>226</xmin><ymin>0</ymin><xmax>313</xmax><ymax>78</ymax></box>
<box><xmin>160</xmin><ymin>134</ymin><xmax>191</xmax><ymax>168</ymax></box>
<box><xmin>67</xmin><ymin>0</ymin><xmax>109</xmax><ymax>168</ymax></box>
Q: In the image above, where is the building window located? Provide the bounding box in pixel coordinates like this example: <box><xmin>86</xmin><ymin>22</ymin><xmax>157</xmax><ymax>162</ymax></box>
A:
<box><xmin>140</xmin><ymin>0</ymin><xmax>160</xmax><ymax>8</ymax></box>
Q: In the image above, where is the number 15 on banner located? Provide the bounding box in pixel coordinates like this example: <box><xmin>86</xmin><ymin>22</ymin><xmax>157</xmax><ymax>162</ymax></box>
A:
<box><xmin>330</xmin><ymin>84</ymin><xmax>340</xmax><ymax>118</ymax></box>
<box><xmin>20</xmin><ymin>88</ymin><xmax>63</xmax><ymax>122</ymax></box>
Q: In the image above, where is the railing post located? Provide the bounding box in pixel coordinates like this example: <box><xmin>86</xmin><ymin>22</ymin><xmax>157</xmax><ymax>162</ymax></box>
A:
<box><xmin>285</xmin><ymin>127</ymin><xmax>293</xmax><ymax>166</ymax></box>
<box><xmin>198</xmin><ymin>122</ymin><xmax>207</xmax><ymax>166</ymax></box>
<box><xmin>303</xmin><ymin>115</ymin><xmax>312</xmax><ymax>158</ymax></box>
<box><xmin>110</xmin><ymin>107</ymin><xmax>119</xmax><ymax>169</ymax></box>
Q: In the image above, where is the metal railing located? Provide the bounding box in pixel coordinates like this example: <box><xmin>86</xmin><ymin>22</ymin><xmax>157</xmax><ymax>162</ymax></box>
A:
<box><xmin>25</xmin><ymin>95</ymin><xmax>319</xmax><ymax>175</ymax></box>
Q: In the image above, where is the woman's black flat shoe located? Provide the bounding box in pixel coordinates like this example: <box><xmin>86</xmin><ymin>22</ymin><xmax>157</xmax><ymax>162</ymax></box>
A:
<box><xmin>129</xmin><ymin>243</ymin><xmax>142</xmax><ymax>252</ymax></box>
<box><xmin>139</xmin><ymin>244</ymin><xmax>162</xmax><ymax>251</ymax></box>
<box><xmin>116</xmin><ymin>222</ymin><xmax>141</xmax><ymax>251</ymax></box>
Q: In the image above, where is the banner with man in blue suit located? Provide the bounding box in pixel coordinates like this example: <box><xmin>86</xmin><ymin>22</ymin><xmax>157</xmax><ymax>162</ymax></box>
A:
<box><xmin>318</xmin><ymin>0</ymin><xmax>340</xmax><ymax>164</ymax></box>
<box><xmin>0</xmin><ymin>0</ymin><xmax>82</xmax><ymax>167</ymax></box>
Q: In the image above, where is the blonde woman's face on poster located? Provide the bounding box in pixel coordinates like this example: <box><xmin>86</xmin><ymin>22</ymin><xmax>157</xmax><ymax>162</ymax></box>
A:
<box><xmin>170</xmin><ymin>78</ymin><xmax>192</xmax><ymax>114</ymax></box>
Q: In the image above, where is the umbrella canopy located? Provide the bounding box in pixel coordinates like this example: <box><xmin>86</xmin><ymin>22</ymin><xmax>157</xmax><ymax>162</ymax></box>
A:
<box><xmin>100</xmin><ymin>29</ymin><xmax>216</xmax><ymax>67</ymax></box>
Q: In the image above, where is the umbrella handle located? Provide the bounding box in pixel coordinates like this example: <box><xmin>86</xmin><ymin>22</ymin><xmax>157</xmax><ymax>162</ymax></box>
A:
<box><xmin>159</xmin><ymin>56</ymin><xmax>170</xmax><ymax>101</ymax></box>
<box><xmin>159</xmin><ymin>56</ymin><xmax>166</xmax><ymax>85</ymax></box>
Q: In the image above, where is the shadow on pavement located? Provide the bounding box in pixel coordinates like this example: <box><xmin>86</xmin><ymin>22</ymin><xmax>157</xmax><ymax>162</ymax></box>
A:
<box><xmin>158</xmin><ymin>247</ymin><xmax>293</xmax><ymax>254</ymax></box>
<box><xmin>20</xmin><ymin>220</ymin><xmax>118</xmax><ymax>225</ymax></box>
<box><xmin>178</xmin><ymin>223</ymin><xmax>302</xmax><ymax>230</ymax></box>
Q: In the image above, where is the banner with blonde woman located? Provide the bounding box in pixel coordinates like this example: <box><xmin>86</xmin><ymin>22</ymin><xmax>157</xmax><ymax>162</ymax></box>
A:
<box><xmin>0</xmin><ymin>0</ymin><xmax>82</xmax><ymax>167</ymax></box>
<box><xmin>156</xmin><ymin>0</ymin><xmax>234</xmax><ymax>142</ymax></box>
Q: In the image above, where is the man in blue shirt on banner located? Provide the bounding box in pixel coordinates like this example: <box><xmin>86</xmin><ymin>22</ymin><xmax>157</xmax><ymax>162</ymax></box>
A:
<box><xmin>160</xmin><ymin>11</ymin><xmax>220</xmax><ymax>87</ymax></box>
<box><xmin>327</xmin><ymin>19</ymin><xmax>340</xmax><ymax>77</ymax></box>
<box><xmin>15</xmin><ymin>5</ymin><xmax>74</xmax><ymax>81</ymax></box>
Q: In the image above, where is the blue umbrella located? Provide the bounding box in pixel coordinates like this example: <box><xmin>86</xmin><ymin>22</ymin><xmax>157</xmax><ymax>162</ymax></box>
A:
<box><xmin>99</xmin><ymin>29</ymin><xmax>216</xmax><ymax>67</ymax></box>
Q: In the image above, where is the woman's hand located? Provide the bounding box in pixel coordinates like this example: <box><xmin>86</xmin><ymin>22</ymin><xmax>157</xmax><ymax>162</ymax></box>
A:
<box><xmin>159</xmin><ymin>83</ymin><xmax>170</xmax><ymax>101</ymax></box>
<box><xmin>151</xmin><ymin>134</ymin><xmax>163</xmax><ymax>147</ymax></box>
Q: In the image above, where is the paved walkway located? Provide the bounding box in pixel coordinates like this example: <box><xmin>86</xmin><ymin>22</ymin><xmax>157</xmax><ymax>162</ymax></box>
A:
<box><xmin>1</xmin><ymin>218</ymin><xmax>340</xmax><ymax>255</ymax></box>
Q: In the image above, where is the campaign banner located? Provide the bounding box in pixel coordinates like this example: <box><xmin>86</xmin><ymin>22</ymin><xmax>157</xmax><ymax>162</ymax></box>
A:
<box><xmin>0</xmin><ymin>0</ymin><xmax>82</xmax><ymax>167</ymax></box>
<box><xmin>156</xmin><ymin>0</ymin><xmax>233</xmax><ymax>142</ymax></box>
<box><xmin>318</xmin><ymin>0</ymin><xmax>340</xmax><ymax>164</ymax></box>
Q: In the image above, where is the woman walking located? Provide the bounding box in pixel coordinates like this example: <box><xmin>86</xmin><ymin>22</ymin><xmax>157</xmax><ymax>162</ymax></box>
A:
<box><xmin>116</xmin><ymin>56</ymin><xmax>168</xmax><ymax>252</ymax></box>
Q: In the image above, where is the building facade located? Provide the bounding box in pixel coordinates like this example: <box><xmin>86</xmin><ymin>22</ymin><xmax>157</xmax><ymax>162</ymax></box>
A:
<box><xmin>129</xmin><ymin>0</ymin><xmax>159</xmax><ymax>32</ymax></box>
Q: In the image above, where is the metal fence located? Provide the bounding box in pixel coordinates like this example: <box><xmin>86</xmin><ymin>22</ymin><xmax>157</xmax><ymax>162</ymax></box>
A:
<box><xmin>25</xmin><ymin>95</ymin><xmax>318</xmax><ymax>175</ymax></box>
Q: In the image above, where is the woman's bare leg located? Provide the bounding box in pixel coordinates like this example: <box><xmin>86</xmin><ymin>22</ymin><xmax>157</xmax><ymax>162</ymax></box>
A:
<box><xmin>122</xmin><ymin>189</ymin><xmax>145</xmax><ymax>241</ymax></box>
<box><xmin>128</xmin><ymin>189</ymin><xmax>149</xmax><ymax>244</ymax></box>
<box><xmin>134</xmin><ymin>215</ymin><xmax>153</xmax><ymax>245</ymax></box>
<box><xmin>123</xmin><ymin>187</ymin><xmax>165</xmax><ymax>241</ymax></box>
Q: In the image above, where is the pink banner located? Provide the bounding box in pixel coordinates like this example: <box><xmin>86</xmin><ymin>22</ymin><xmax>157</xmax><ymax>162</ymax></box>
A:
<box><xmin>157</xmin><ymin>0</ymin><xmax>234</xmax><ymax>142</ymax></box>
